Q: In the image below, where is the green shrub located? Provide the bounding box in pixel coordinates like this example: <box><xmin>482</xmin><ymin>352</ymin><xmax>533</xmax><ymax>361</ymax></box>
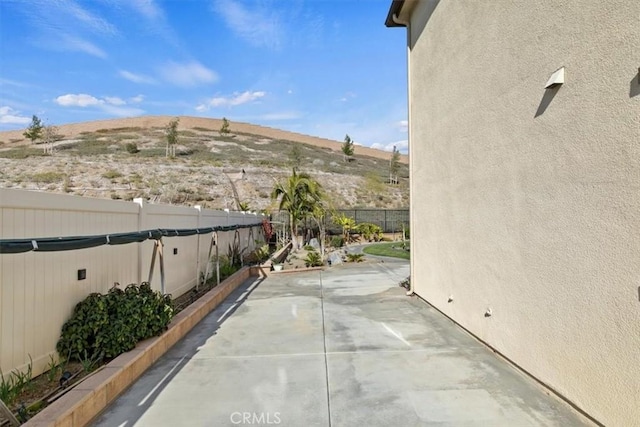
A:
<box><xmin>124</xmin><ymin>142</ymin><xmax>139</xmax><ymax>153</ymax></box>
<box><xmin>346</xmin><ymin>253</ymin><xmax>365</xmax><ymax>263</ymax></box>
<box><xmin>356</xmin><ymin>223</ymin><xmax>383</xmax><ymax>242</ymax></box>
<box><xmin>31</xmin><ymin>171</ymin><xmax>65</xmax><ymax>184</ymax></box>
<box><xmin>330</xmin><ymin>236</ymin><xmax>344</xmax><ymax>248</ymax></box>
<box><xmin>56</xmin><ymin>283</ymin><xmax>173</xmax><ymax>362</ymax></box>
<box><xmin>0</xmin><ymin>356</ymin><xmax>32</xmax><ymax>406</ymax></box>
<box><xmin>304</xmin><ymin>250</ymin><xmax>323</xmax><ymax>267</ymax></box>
<box><xmin>102</xmin><ymin>169</ymin><xmax>123</xmax><ymax>180</ymax></box>
<box><xmin>253</xmin><ymin>244</ymin><xmax>271</xmax><ymax>263</ymax></box>
<box><xmin>215</xmin><ymin>256</ymin><xmax>240</xmax><ymax>282</ymax></box>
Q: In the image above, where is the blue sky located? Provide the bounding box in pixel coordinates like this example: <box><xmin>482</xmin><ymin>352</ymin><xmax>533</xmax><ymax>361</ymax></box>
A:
<box><xmin>0</xmin><ymin>0</ymin><xmax>408</xmax><ymax>153</ymax></box>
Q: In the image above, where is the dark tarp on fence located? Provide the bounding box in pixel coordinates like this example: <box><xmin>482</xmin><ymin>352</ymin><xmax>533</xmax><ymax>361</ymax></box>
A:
<box><xmin>0</xmin><ymin>223</ymin><xmax>261</xmax><ymax>255</ymax></box>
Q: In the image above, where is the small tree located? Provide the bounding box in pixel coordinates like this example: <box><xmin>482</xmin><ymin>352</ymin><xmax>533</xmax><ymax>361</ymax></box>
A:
<box><xmin>220</xmin><ymin>117</ymin><xmax>230</xmax><ymax>135</ymax></box>
<box><xmin>42</xmin><ymin>124</ymin><xmax>62</xmax><ymax>154</ymax></box>
<box><xmin>23</xmin><ymin>115</ymin><xmax>43</xmax><ymax>143</ymax></box>
<box><xmin>310</xmin><ymin>202</ymin><xmax>328</xmax><ymax>262</ymax></box>
<box><xmin>289</xmin><ymin>144</ymin><xmax>302</xmax><ymax>169</ymax></box>
<box><xmin>165</xmin><ymin>117</ymin><xmax>179</xmax><ymax>158</ymax></box>
<box><xmin>271</xmin><ymin>169</ymin><xmax>323</xmax><ymax>249</ymax></box>
<box><xmin>332</xmin><ymin>213</ymin><xmax>356</xmax><ymax>244</ymax></box>
<box><xmin>389</xmin><ymin>145</ymin><xmax>400</xmax><ymax>184</ymax></box>
<box><xmin>342</xmin><ymin>134</ymin><xmax>354</xmax><ymax>161</ymax></box>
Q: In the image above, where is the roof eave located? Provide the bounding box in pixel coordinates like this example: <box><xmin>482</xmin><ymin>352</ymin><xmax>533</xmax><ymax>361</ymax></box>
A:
<box><xmin>385</xmin><ymin>0</ymin><xmax>407</xmax><ymax>27</ymax></box>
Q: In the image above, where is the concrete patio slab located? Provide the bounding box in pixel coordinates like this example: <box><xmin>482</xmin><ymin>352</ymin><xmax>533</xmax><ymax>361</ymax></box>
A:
<box><xmin>91</xmin><ymin>259</ymin><xmax>593</xmax><ymax>427</ymax></box>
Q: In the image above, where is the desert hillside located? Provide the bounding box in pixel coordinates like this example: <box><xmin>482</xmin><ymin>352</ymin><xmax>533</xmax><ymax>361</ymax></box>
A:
<box><xmin>0</xmin><ymin>116</ymin><xmax>408</xmax><ymax>164</ymax></box>
<box><xmin>0</xmin><ymin>116</ymin><xmax>409</xmax><ymax>211</ymax></box>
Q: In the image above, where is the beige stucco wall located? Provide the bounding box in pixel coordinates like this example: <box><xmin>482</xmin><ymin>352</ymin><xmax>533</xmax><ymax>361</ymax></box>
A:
<box><xmin>403</xmin><ymin>1</ymin><xmax>640</xmax><ymax>425</ymax></box>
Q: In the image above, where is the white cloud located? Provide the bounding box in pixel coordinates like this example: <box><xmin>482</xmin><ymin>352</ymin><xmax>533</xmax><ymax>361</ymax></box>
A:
<box><xmin>55</xmin><ymin>93</ymin><xmax>104</xmax><ymax>107</ymax></box>
<box><xmin>23</xmin><ymin>1</ymin><xmax>116</xmax><ymax>58</ymax></box>
<box><xmin>339</xmin><ymin>92</ymin><xmax>357</xmax><ymax>102</ymax></box>
<box><xmin>370</xmin><ymin>140</ymin><xmax>408</xmax><ymax>154</ymax></box>
<box><xmin>129</xmin><ymin>0</ymin><xmax>164</xmax><ymax>21</ymax></box>
<box><xmin>58</xmin><ymin>34</ymin><xmax>108</xmax><ymax>58</ymax></box>
<box><xmin>62</xmin><ymin>0</ymin><xmax>118</xmax><ymax>35</ymax></box>
<box><xmin>0</xmin><ymin>106</ymin><xmax>31</xmax><ymax>125</ymax></box>
<box><xmin>129</xmin><ymin>94</ymin><xmax>145</xmax><ymax>103</ymax></box>
<box><xmin>118</xmin><ymin>70</ymin><xmax>156</xmax><ymax>84</ymax></box>
<box><xmin>213</xmin><ymin>0</ymin><xmax>283</xmax><ymax>49</ymax></box>
<box><xmin>0</xmin><ymin>78</ymin><xmax>31</xmax><ymax>88</ymax></box>
<box><xmin>104</xmin><ymin>96</ymin><xmax>126</xmax><ymax>106</ymax></box>
<box><xmin>158</xmin><ymin>61</ymin><xmax>218</xmax><ymax>87</ymax></box>
<box><xmin>197</xmin><ymin>91</ymin><xmax>266</xmax><ymax>110</ymax></box>
<box><xmin>398</xmin><ymin>120</ymin><xmax>408</xmax><ymax>132</ymax></box>
<box><xmin>54</xmin><ymin>93</ymin><xmax>145</xmax><ymax>117</ymax></box>
<box><xmin>107</xmin><ymin>0</ymin><xmax>178</xmax><ymax>44</ymax></box>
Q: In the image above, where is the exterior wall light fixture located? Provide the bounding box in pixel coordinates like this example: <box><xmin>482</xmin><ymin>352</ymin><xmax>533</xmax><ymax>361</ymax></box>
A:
<box><xmin>545</xmin><ymin>67</ymin><xmax>565</xmax><ymax>89</ymax></box>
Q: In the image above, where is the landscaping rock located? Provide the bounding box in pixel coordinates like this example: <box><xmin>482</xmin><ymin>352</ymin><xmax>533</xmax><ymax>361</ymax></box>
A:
<box><xmin>328</xmin><ymin>252</ymin><xmax>343</xmax><ymax>266</ymax></box>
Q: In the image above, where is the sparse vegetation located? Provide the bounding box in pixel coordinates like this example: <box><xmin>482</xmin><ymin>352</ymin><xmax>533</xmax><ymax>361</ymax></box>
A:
<box><xmin>289</xmin><ymin>144</ymin><xmax>302</xmax><ymax>169</ymax></box>
<box><xmin>102</xmin><ymin>170</ymin><xmax>123</xmax><ymax>180</ymax></box>
<box><xmin>0</xmin><ymin>118</ymin><xmax>409</xmax><ymax>210</ymax></box>
<box><xmin>346</xmin><ymin>253</ymin><xmax>365</xmax><ymax>263</ymax></box>
<box><xmin>304</xmin><ymin>250</ymin><xmax>323</xmax><ymax>267</ymax></box>
<box><xmin>389</xmin><ymin>145</ymin><xmax>400</xmax><ymax>184</ymax></box>
<box><xmin>0</xmin><ymin>355</ymin><xmax>33</xmax><ymax>407</ymax></box>
<box><xmin>23</xmin><ymin>115</ymin><xmax>43</xmax><ymax>143</ymax></box>
<box><xmin>125</xmin><ymin>142</ymin><xmax>139</xmax><ymax>153</ymax></box>
<box><xmin>220</xmin><ymin>117</ymin><xmax>230</xmax><ymax>135</ymax></box>
<box><xmin>31</xmin><ymin>171</ymin><xmax>65</xmax><ymax>184</ymax></box>
<box><xmin>342</xmin><ymin>134</ymin><xmax>354</xmax><ymax>161</ymax></box>
<box><xmin>165</xmin><ymin>117</ymin><xmax>179</xmax><ymax>158</ymax></box>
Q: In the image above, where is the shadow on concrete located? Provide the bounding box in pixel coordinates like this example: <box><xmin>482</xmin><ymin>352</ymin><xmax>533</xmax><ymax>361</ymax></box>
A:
<box><xmin>535</xmin><ymin>86</ymin><xmax>561</xmax><ymax>117</ymax></box>
<box><xmin>630</xmin><ymin>72</ymin><xmax>640</xmax><ymax>98</ymax></box>
<box><xmin>91</xmin><ymin>276</ymin><xmax>265</xmax><ymax>427</ymax></box>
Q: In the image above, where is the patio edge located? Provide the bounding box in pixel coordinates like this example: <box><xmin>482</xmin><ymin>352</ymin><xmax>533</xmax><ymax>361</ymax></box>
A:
<box><xmin>24</xmin><ymin>266</ymin><xmax>255</xmax><ymax>427</ymax></box>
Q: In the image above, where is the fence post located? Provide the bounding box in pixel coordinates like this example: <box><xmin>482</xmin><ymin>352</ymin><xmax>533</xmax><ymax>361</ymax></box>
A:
<box><xmin>134</xmin><ymin>198</ymin><xmax>147</xmax><ymax>285</ymax></box>
<box><xmin>195</xmin><ymin>205</ymin><xmax>202</xmax><ymax>289</ymax></box>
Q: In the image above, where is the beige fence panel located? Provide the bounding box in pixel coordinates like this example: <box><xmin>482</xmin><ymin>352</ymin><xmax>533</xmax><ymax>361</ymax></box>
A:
<box><xmin>0</xmin><ymin>189</ymin><xmax>263</xmax><ymax>380</ymax></box>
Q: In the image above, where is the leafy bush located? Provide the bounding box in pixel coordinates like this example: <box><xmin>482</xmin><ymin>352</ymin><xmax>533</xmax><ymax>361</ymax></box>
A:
<box><xmin>213</xmin><ymin>256</ymin><xmax>240</xmax><ymax>283</ymax></box>
<box><xmin>330</xmin><ymin>236</ymin><xmax>344</xmax><ymax>248</ymax></box>
<box><xmin>57</xmin><ymin>283</ymin><xmax>173</xmax><ymax>363</ymax></box>
<box><xmin>227</xmin><ymin>238</ymin><xmax>244</xmax><ymax>269</ymax></box>
<box><xmin>253</xmin><ymin>243</ymin><xmax>271</xmax><ymax>263</ymax></box>
<box><xmin>356</xmin><ymin>223</ymin><xmax>383</xmax><ymax>242</ymax></box>
<box><xmin>304</xmin><ymin>250</ymin><xmax>323</xmax><ymax>267</ymax></box>
<box><xmin>402</xmin><ymin>223</ymin><xmax>410</xmax><ymax>239</ymax></box>
<box><xmin>346</xmin><ymin>253</ymin><xmax>365</xmax><ymax>263</ymax></box>
<box><xmin>303</xmin><ymin>245</ymin><xmax>315</xmax><ymax>251</ymax></box>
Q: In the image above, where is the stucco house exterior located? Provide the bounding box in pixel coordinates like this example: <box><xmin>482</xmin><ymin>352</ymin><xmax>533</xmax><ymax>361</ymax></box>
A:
<box><xmin>386</xmin><ymin>1</ymin><xmax>640</xmax><ymax>426</ymax></box>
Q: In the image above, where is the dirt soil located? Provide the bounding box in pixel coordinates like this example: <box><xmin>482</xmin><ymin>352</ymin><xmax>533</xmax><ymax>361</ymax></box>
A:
<box><xmin>0</xmin><ymin>116</ymin><xmax>410</xmax><ymax>211</ymax></box>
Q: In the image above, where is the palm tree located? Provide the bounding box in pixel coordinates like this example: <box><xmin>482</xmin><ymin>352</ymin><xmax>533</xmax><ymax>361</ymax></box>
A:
<box><xmin>271</xmin><ymin>169</ymin><xmax>322</xmax><ymax>248</ymax></box>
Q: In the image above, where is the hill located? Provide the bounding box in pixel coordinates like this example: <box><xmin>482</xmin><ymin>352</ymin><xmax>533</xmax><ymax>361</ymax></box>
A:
<box><xmin>0</xmin><ymin>116</ymin><xmax>409</xmax><ymax>211</ymax></box>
